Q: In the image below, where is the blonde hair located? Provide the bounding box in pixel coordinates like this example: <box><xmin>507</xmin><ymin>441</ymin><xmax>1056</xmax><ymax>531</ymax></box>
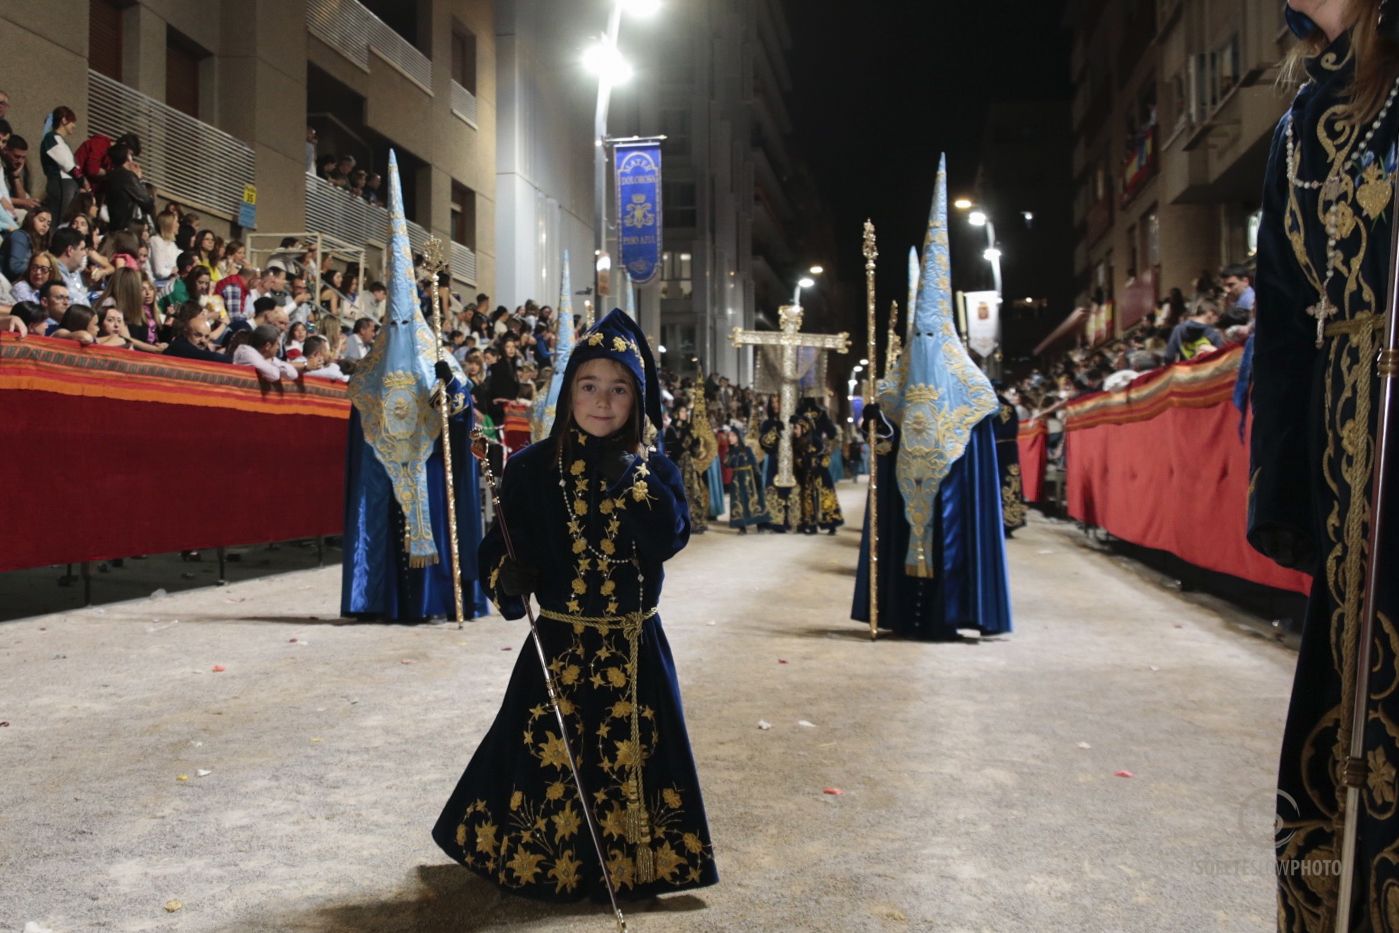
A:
<box><xmin>1281</xmin><ymin>1</ymin><xmax>1399</xmax><ymax>125</ymax></box>
<box><xmin>155</xmin><ymin>210</ymin><xmax>177</xmax><ymax>239</ymax></box>
<box><xmin>100</xmin><ymin>267</ymin><xmax>146</xmax><ymax>332</ymax></box>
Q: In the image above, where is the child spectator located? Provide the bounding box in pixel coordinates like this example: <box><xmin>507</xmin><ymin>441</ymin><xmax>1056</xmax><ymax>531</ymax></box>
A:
<box><xmin>49</xmin><ymin>304</ymin><xmax>96</xmax><ymax>344</ymax></box>
<box><xmin>302</xmin><ymin>334</ymin><xmax>349</xmax><ymax>382</ymax></box>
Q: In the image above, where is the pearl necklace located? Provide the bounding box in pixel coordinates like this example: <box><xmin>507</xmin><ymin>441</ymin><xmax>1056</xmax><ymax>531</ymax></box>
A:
<box><xmin>1284</xmin><ymin>75</ymin><xmax>1399</xmax><ymax>347</ymax></box>
<box><xmin>556</xmin><ymin>439</ymin><xmax>644</xmax><ymax>613</ymax></box>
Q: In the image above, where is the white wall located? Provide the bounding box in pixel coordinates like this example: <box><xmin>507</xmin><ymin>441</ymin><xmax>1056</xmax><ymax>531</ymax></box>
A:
<box><xmin>494</xmin><ymin>0</ymin><xmax>596</xmax><ymax>311</ymax></box>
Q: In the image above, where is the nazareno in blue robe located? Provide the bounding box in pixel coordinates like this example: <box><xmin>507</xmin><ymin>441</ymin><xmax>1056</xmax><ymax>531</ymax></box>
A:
<box><xmin>851</xmin><ymin>404</ymin><xmax>1012</xmax><ymax>639</ymax></box>
<box><xmin>340</xmin><ymin>374</ymin><xmax>489</xmax><ymax>622</ymax></box>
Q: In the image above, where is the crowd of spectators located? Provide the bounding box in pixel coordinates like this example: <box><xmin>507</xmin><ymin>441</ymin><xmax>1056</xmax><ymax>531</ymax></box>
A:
<box><xmin>306</xmin><ymin>126</ymin><xmax>382</xmax><ymax>206</ymax></box>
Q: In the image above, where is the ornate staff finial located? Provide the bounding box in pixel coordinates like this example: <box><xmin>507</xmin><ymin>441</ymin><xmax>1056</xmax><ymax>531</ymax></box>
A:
<box><xmin>863</xmin><ymin>219</ymin><xmax>878</xmax><ymax>268</ymax></box>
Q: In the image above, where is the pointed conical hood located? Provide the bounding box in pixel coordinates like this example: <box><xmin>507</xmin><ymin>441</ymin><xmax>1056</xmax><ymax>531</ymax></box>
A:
<box><xmin>346</xmin><ymin>150</ymin><xmax>446</xmax><ymax>566</ymax></box>
<box><xmin>534</xmin><ymin>250</ymin><xmax>577</xmax><ymax>440</ymax></box>
<box><xmin>888</xmin><ymin>154</ymin><xmax>998</xmax><ymax>577</ymax></box>
<box><xmin>906</xmin><ymin>246</ymin><xmax>920</xmax><ymax>341</ymax></box>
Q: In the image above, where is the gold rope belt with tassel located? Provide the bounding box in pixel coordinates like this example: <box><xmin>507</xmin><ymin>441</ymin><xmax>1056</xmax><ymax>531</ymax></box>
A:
<box><xmin>536</xmin><ymin>605</ymin><xmax>660</xmax><ymax>883</ymax></box>
<box><xmin>1325</xmin><ymin>312</ymin><xmax>1389</xmax><ymax>341</ymax></box>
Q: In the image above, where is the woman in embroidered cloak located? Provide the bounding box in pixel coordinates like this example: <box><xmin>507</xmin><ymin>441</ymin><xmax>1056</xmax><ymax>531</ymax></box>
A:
<box><xmin>724</xmin><ymin>426</ymin><xmax>770</xmax><ymax>533</ymax></box>
<box><xmin>1251</xmin><ymin>5</ymin><xmax>1399</xmax><ymax>928</ymax></box>
<box><xmin>433</xmin><ymin>308</ymin><xmax>718</xmax><ymax>901</ymax></box>
<box><xmin>992</xmin><ymin>386</ymin><xmax>1027</xmax><ymax>537</ymax></box>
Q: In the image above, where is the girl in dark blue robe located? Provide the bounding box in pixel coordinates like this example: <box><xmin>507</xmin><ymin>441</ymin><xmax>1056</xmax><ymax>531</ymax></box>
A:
<box><xmin>433</xmin><ymin>309</ymin><xmax>717</xmax><ymax>902</ymax></box>
<box><xmin>992</xmin><ymin>392</ymin><xmax>1026</xmax><ymax>537</ymax></box>
<box><xmin>1249</xmin><ymin>18</ymin><xmax>1399</xmax><ymax>928</ymax></box>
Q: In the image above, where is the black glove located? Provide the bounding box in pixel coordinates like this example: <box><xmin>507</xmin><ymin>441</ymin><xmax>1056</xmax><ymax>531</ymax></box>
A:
<box><xmin>497</xmin><ymin>556</ymin><xmax>538</xmax><ymax>597</ymax></box>
<box><xmin>434</xmin><ymin>360</ymin><xmax>453</xmax><ymax>383</ymax></box>
<box><xmin>599</xmin><ymin>438</ymin><xmax>636</xmax><ymax>488</ymax></box>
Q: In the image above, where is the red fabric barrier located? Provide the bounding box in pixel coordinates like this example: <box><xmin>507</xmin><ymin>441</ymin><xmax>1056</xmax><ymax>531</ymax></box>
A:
<box><xmin>1016</xmin><ymin>421</ymin><xmax>1047</xmax><ymax>503</ymax></box>
<box><xmin>1063</xmin><ymin>346</ymin><xmax>1311</xmax><ymax>595</ymax></box>
<box><xmin>0</xmin><ymin>335</ymin><xmax>350</xmax><ymax>572</ymax></box>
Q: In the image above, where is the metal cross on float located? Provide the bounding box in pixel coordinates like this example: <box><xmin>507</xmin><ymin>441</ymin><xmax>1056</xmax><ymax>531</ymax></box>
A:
<box><xmin>731</xmin><ymin>304</ymin><xmax>850</xmax><ymax>487</ymax></box>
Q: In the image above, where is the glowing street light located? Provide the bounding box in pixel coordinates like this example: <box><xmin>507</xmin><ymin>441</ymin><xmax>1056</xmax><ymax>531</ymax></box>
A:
<box><xmin>626</xmin><ymin>0</ymin><xmax>662</xmax><ymax>16</ymax></box>
<box><xmin>953</xmin><ymin>197</ymin><xmax>974</xmax><ymax>211</ymax></box>
<box><xmin>968</xmin><ymin>210</ymin><xmax>988</xmax><ymax>227</ymax></box>
<box><xmin>808</xmin><ymin>264</ymin><xmax>824</xmax><ymax>275</ymax></box>
<box><xmin>983</xmin><ymin>247</ymin><xmax>1002</xmax><ymax>263</ymax></box>
<box><xmin>583</xmin><ymin>39</ymin><xmax>633</xmax><ymax>84</ymax></box>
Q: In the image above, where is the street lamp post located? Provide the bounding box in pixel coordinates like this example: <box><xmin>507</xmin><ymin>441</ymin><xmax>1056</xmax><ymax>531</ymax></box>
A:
<box><xmin>587</xmin><ymin>0</ymin><xmax>659</xmax><ymax>318</ymax></box>
<box><xmin>791</xmin><ymin>264</ymin><xmax>824</xmax><ymax>307</ymax></box>
<box><xmin>960</xmin><ymin>200</ymin><xmax>1005</xmax><ymax>376</ymax></box>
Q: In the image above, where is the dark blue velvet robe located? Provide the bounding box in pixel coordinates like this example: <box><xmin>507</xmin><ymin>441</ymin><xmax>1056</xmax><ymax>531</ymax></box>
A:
<box><xmin>1249</xmin><ymin>31</ymin><xmax>1399</xmax><ymax>929</ymax></box>
<box><xmin>726</xmin><ymin>444</ymin><xmax>769</xmax><ymax>528</ymax></box>
<box><xmin>432</xmin><ymin>436</ymin><xmax>717</xmax><ymax>901</ymax></box>
<box><xmin>993</xmin><ymin>396</ymin><xmax>1027</xmax><ymax>535</ymax></box>
<box><xmin>340</xmin><ymin>377</ymin><xmax>489</xmax><ymax>622</ymax></box>
<box><xmin>852</xmin><ymin>409</ymin><xmax>1012</xmax><ymax>639</ymax></box>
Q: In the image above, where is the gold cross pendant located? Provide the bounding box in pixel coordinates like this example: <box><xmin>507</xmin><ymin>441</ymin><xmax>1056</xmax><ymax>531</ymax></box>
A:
<box><xmin>1306</xmin><ymin>298</ymin><xmax>1337</xmax><ymax>348</ymax></box>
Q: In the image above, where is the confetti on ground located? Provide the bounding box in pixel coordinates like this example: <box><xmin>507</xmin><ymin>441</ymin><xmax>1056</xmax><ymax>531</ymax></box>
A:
<box><xmin>400</xmin><ymin>659</ymin><xmax>416</xmax><ymax>665</ymax></box>
<box><xmin>0</xmin><ymin>721</ymin><xmax>10</xmax><ymax>728</ymax></box>
<box><xmin>196</xmin><ymin>769</ymin><xmax>212</xmax><ymax>778</ymax></box>
<box><xmin>289</xmin><ymin>638</ymin><xmax>298</xmax><ymax>643</ymax></box>
<box><xmin>1114</xmin><ymin>770</ymin><xmax>1134</xmax><ymax>778</ymax></box>
<box><xmin>176</xmin><ymin>774</ymin><xmax>189</xmax><ymax>782</ymax></box>
<box><xmin>310</xmin><ymin>737</ymin><xmax>322</xmax><ymax>744</ymax></box>
<box><xmin>757</xmin><ymin>720</ymin><xmax>772</xmax><ymax>730</ymax></box>
<box><xmin>501</xmin><ymin>647</ymin><xmax>512</xmax><ymax>651</ymax></box>
<box><xmin>777</xmin><ymin>659</ymin><xmax>788</xmax><ymax>665</ymax></box>
<box><xmin>822</xmin><ymin>787</ymin><xmax>845</xmax><ymax>796</ymax></box>
<box><xmin>211</xmin><ymin>665</ymin><xmax>226</xmax><ymax>673</ymax></box>
<box><xmin>1076</xmin><ymin>741</ymin><xmax>1091</xmax><ymax>749</ymax></box>
<box><xmin>24</xmin><ymin>922</ymin><xmax>55</xmax><ymax>933</ymax></box>
<box><xmin>797</xmin><ymin>720</ymin><xmax>817</xmax><ymax>728</ymax></box>
<box><xmin>1149</xmin><ymin>665</ymin><xmax>1160</xmax><ymax>672</ymax></box>
<box><xmin>164</xmin><ymin>899</ymin><xmax>183</xmax><ymax>912</ymax></box>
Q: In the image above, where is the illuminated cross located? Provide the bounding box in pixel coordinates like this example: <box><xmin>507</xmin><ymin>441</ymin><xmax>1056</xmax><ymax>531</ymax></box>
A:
<box><xmin>731</xmin><ymin>304</ymin><xmax>850</xmax><ymax>487</ymax></box>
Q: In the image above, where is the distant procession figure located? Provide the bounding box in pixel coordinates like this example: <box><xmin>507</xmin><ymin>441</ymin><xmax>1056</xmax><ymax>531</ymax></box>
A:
<box><xmin>1249</xmin><ymin>6</ymin><xmax>1399</xmax><ymax>928</ymax></box>
<box><xmin>851</xmin><ymin>155</ymin><xmax>1012</xmax><ymax>640</ymax></box>
<box><xmin>433</xmin><ymin>309</ymin><xmax>718</xmax><ymax>902</ymax></box>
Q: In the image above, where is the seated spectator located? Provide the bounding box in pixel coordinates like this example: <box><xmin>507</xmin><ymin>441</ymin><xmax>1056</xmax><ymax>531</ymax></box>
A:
<box><xmin>3</xmin><ymin>134</ymin><xmax>41</xmax><ymax>212</ymax></box>
<box><xmin>347</xmin><ymin>169</ymin><xmax>367</xmax><ymax>198</ymax></box>
<box><xmin>149</xmin><ymin>209</ymin><xmax>180</xmax><ymax>283</ymax></box>
<box><xmin>363</xmin><ymin>171</ymin><xmax>382</xmax><ymax>206</ymax></box>
<box><xmin>99</xmin><ymin>266</ymin><xmax>164</xmax><ymax>352</ymax></box>
<box><xmin>8</xmin><ymin>300</ymin><xmax>46</xmax><ymax>335</ymax></box>
<box><xmin>215</xmin><ymin>265</ymin><xmax>256</xmax><ymax>320</ymax></box>
<box><xmin>1166</xmin><ymin>296</ymin><xmax>1227</xmax><ymax>362</ymax></box>
<box><xmin>252</xmin><ymin>295</ymin><xmax>290</xmax><ymax>336</ymax></box>
<box><xmin>316</xmin><ymin>154</ymin><xmax>337</xmax><ymax>180</ymax></box>
<box><xmin>10</xmin><ymin>252</ymin><xmax>57</xmax><ymax>304</ymax></box>
<box><xmin>49</xmin><ymin>304</ymin><xmax>96</xmax><ymax>344</ymax></box>
<box><xmin>216</xmin><ymin>240</ymin><xmax>246</xmax><ymax>281</ymax></box>
<box><xmin>39</xmin><ymin>279</ymin><xmax>71</xmax><ymax>333</ymax></box>
<box><xmin>1220</xmin><ymin>263</ymin><xmax>1255</xmax><ymax>328</ymax></box>
<box><xmin>302</xmin><ymin>334</ymin><xmax>348</xmax><ymax>382</ymax></box>
<box><xmin>192</xmin><ymin>229</ymin><xmax>220</xmax><ymax>278</ymax></box>
<box><xmin>1</xmin><ymin>206</ymin><xmax>52</xmax><ymax>281</ymax></box>
<box><xmin>363</xmin><ymin>280</ymin><xmax>387</xmax><ymax>319</ymax></box>
<box><xmin>284</xmin><ymin>320</ymin><xmax>308</xmax><ymax>360</ymax></box>
<box><xmin>341</xmin><ymin>316</ymin><xmax>378</xmax><ymax>362</ymax></box>
<box><xmin>164</xmin><ymin>310</ymin><xmax>227</xmax><ymax>363</ymax></box>
<box><xmin>49</xmin><ymin>227</ymin><xmax>91</xmax><ymax>302</ymax></box>
<box><xmin>157</xmin><ymin>250</ymin><xmax>199</xmax><ymax>312</ymax></box>
<box><xmin>93</xmin><ymin>305</ymin><xmax>135</xmax><ymax>348</ymax></box>
<box><xmin>232</xmin><ymin>324</ymin><xmax>299</xmax><ymax>382</ymax></box>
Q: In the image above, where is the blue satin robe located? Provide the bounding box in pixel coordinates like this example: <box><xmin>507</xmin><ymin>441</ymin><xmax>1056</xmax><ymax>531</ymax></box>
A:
<box><xmin>340</xmin><ymin>376</ymin><xmax>489</xmax><ymax>621</ymax></box>
<box><xmin>852</xmin><ymin>411</ymin><xmax>1012</xmax><ymax>638</ymax></box>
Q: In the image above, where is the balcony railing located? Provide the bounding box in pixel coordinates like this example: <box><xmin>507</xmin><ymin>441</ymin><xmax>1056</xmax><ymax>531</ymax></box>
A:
<box><xmin>304</xmin><ymin>173</ymin><xmax>476</xmax><ymax>284</ymax></box>
<box><xmin>86</xmin><ymin>70</ymin><xmax>255</xmax><ymax>221</ymax></box>
<box><xmin>450</xmin><ymin>80</ymin><xmax>478</xmax><ymax>126</ymax></box>
<box><xmin>307</xmin><ymin>0</ymin><xmax>433</xmax><ymax>94</ymax></box>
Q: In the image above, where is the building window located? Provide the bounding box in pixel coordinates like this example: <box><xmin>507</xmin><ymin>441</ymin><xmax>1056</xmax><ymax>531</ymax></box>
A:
<box><xmin>451</xmin><ymin>21</ymin><xmax>476</xmax><ymax>94</ymax></box>
<box><xmin>660</xmin><ymin>250</ymin><xmax>692</xmax><ymax>299</ymax></box>
<box><xmin>166</xmin><ymin>27</ymin><xmax>207</xmax><ymax>119</ymax></box>
<box><xmin>89</xmin><ymin>0</ymin><xmax>126</xmax><ymax>82</ymax></box>
<box><xmin>664</xmin><ymin>181</ymin><xmax>696</xmax><ymax>228</ymax></box>
<box><xmin>660</xmin><ymin>109</ymin><xmax>690</xmax><ymax>150</ymax></box>
<box><xmin>450</xmin><ymin>181</ymin><xmax>476</xmax><ymax>250</ymax></box>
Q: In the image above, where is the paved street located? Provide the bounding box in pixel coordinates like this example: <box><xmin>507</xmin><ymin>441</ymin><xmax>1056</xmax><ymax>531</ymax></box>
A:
<box><xmin>1</xmin><ymin>481</ymin><xmax>1295</xmax><ymax>932</ymax></box>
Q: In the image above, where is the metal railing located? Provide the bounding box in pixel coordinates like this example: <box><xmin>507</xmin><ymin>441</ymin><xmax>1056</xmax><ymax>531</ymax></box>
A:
<box><xmin>86</xmin><ymin>70</ymin><xmax>255</xmax><ymax>221</ymax></box>
<box><xmin>307</xmin><ymin>0</ymin><xmax>433</xmax><ymax>93</ymax></box>
<box><xmin>304</xmin><ymin>173</ymin><xmax>476</xmax><ymax>284</ymax></box>
<box><xmin>450</xmin><ymin>79</ymin><xmax>478</xmax><ymax>126</ymax></box>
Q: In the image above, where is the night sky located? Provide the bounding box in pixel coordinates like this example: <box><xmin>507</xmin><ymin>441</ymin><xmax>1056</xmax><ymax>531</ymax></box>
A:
<box><xmin>787</xmin><ymin>1</ymin><xmax>1072</xmax><ymax>331</ymax></box>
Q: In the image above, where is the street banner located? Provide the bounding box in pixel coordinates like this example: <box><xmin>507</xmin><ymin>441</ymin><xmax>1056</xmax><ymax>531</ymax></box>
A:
<box><xmin>963</xmin><ymin>289</ymin><xmax>1000</xmax><ymax>358</ymax></box>
<box><xmin>615</xmin><ymin>141</ymin><xmax>662</xmax><ymax>285</ymax></box>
